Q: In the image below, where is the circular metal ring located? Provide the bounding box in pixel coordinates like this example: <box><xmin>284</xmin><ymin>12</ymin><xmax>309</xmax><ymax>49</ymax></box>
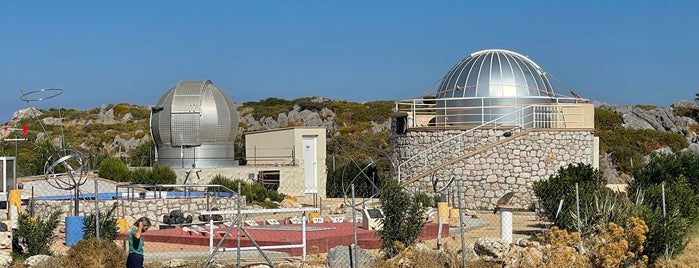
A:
<box><xmin>20</xmin><ymin>88</ymin><xmax>63</xmax><ymax>102</ymax></box>
<box><xmin>44</xmin><ymin>148</ymin><xmax>89</xmax><ymax>190</ymax></box>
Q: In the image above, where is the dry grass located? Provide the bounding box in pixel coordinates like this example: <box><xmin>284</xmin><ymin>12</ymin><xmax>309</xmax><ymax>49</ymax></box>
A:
<box><xmin>661</xmin><ymin>230</ymin><xmax>699</xmax><ymax>268</ymax></box>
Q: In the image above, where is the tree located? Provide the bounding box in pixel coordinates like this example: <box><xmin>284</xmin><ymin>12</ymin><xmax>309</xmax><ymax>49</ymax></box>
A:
<box><xmin>377</xmin><ymin>177</ymin><xmax>429</xmax><ymax>258</ymax></box>
<box><xmin>129</xmin><ymin>140</ymin><xmax>154</xmax><ymax>167</ymax></box>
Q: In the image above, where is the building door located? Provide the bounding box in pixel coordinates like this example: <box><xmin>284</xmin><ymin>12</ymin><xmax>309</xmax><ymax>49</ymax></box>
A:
<box><xmin>302</xmin><ymin>136</ymin><xmax>318</xmax><ymax>194</ymax></box>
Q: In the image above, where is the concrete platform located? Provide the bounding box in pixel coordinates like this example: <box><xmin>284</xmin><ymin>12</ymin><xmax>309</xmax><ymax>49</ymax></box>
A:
<box><xmin>118</xmin><ymin>221</ymin><xmax>449</xmax><ymax>256</ymax></box>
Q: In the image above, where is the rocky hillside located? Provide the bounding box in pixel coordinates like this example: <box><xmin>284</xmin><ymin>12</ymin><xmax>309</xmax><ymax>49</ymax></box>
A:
<box><xmin>597</xmin><ymin>100</ymin><xmax>699</xmax><ymax>182</ymax></box>
<box><xmin>3</xmin><ymin>97</ymin><xmax>699</xmax><ymax>181</ymax></box>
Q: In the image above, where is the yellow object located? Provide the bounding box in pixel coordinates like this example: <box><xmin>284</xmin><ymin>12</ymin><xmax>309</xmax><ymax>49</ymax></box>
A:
<box><xmin>9</xmin><ymin>190</ymin><xmax>21</xmax><ymax>211</ymax></box>
<box><xmin>117</xmin><ymin>218</ymin><xmax>127</xmax><ymax>232</ymax></box>
<box><xmin>285</xmin><ymin>195</ymin><xmax>298</xmax><ymax>202</ymax></box>
<box><xmin>437</xmin><ymin>202</ymin><xmax>449</xmax><ymax>224</ymax></box>
<box><xmin>9</xmin><ymin>189</ymin><xmax>22</xmax><ymax>229</ymax></box>
<box><xmin>309</xmin><ymin>212</ymin><xmax>320</xmax><ymax>221</ymax></box>
<box><xmin>449</xmin><ymin>208</ymin><xmax>460</xmax><ymax>219</ymax></box>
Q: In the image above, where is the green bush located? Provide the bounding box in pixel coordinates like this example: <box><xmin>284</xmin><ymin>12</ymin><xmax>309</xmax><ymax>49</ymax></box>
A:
<box><xmin>82</xmin><ymin>204</ymin><xmax>119</xmax><ymax>241</ymax></box>
<box><xmin>14</xmin><ymin>210</ymin><xmax>63</xmax><ymax>257</ymax></box>
<box><xmin>150</xmin><ymin>164</ymin><xmax>177</xmax><ymax>184</ymax></box>
<box><xmin>208</xmin><ymin>174</ymin><xmax>285</xmax><ymax>204</ymax></box>
<box><xmin>130</xmin><ymin>168</ymin><xmax>152</xmax><ymax>184</ymax></box>
<box><xmin>594</xmin><ymin>107</ymin><xmax>623</xmax><ymax>132</ymax></box>
<box><xmin>377</xmin><ymin>177</ymin><xmax>429</xmax><ymax>258</ymax></box>
<box><xmin>634</xmin><ymin>180</ymin><xmax>697</xmax><ymax>262</ymax></box>
<box><xmin>98</xmin><ymin>157</ymin><xmax>131</xmax><ymax>182</ymax></box>
<box><xmin>533</xmin><ymin>163</ymin><xmax>607</xmax><ymax>233</ymax></box>
<box><xmin>628</xmin><ymin>152</ymin><xmax>699</xmax><ymax>261</ymax></box>
<box><xmin>244</xmin><ymin>97</ymin><xmax>294</xmax><ymax>120</ymax></box>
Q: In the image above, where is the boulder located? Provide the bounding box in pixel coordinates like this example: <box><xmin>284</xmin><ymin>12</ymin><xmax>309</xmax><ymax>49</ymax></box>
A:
<box><xmin>24</xmin><ymin>254</ymin><xmax>52</xmax><ymax>267</ymax></box>
<box><xmin>280</xmin><ymin>199</ymin><xmax>302</xmax><ymax>209</ymax></box>
<box><xmin>0</xmin><ymin>231</ymin><xmax>11</xmax><ymax>250</ymax></box>
<box><xmin>0</xmin><ymin>251</ymin><xmax>11</xmax><ymax>268</ymax></box>
<box><xmin>474</xmin><ymin>237</ymin><xmax>510</xmax><ymax>260</ymax></box>
<box><xmin>325</xmin><ymin>245</ymin><xmax>375</xmax><ymax>268</ymax></box>
<box><xmin>503</xmin><ymin>246</ymin><xmax>543</xmax><ymax>267</ymax></box>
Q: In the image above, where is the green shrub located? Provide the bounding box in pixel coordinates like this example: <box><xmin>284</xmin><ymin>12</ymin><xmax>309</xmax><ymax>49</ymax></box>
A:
<box><xmin>414</xmin><ymin>192</ymin><xmax>439</xmax><ymax>208</ymax></box>
<box><xmin>673</xmin><ymin>103</ymin><xmax>699</xmax><ymax>121</ymax></box>
<box><xmin>98</xmin><ymin>157</ymin><xmax>131</xmax><ymax>182</ymax></box>
<box><xmin>82</xmin><ymin>204</ymin><xmax>119</xmax><ymax>241</ymax></box>
<box><xmin>377</xmin><ymin>177</ymin><xmax>429</xmax><ymax>258</ymax></box>
<box><xmin>130</xmin><ymin>168</ymin><xmax>152</xmax><ymax>184</ymax></box>
<box><xmin>636</xmin><ymin>104</ymin><xmax>658</xmax><ymax>111</ymax></box>
<box><xmin>208</xmin><ymin>174</ymin><xmax>285</xmax><ymax>203</ymax></box>
<box><xmin>635</xmin><ymin>183</ymin><xmax>696</xmax><ymax>262</ymax></box>
<box><xmin>596</xmin><ymin>128</ymin><xmax>687</xmax><ymax>174</ymax></box>
<box><xmin>630</xmin><ymin>152</ymin><xmax>699</xmax><ymax>194</ymax></box>
<box><xmin>594</xmin><ymin>107</ymin><xmax>623</xmax><ymax>132</ymax></box>
<box><xmin>14</xmin><ymin>210</ymin><xmax>63</xmax><ymax>257</ymax></box>
<box><xmin>150</xmin><ymin>164</ymin><xmax>177</xmax><ymax>184</ymax></box>
<box><xmin>244</xmin><ymin>98</ymin><xmax>294</xmax><ymax>120</ymax></box>
<box><xmin>533</xmin><ymin>163</ymin><xmax>607</xmax><ymax>233</ymax></box>
<box><xmin>628</xmin><ymin>152</ymin><xmax>699</xmax><ymax>262</ymax></box>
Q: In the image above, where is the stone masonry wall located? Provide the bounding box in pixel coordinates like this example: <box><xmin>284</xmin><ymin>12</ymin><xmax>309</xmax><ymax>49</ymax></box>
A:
<box><xmin>394</xmin><ymin>129</ymin><xmax>595</xmax><ymax>210</ymax></box>
<box><xmin>31</xmin><ymin>196</ymin><xmax>242</xmax><ymax>230</ymax></box>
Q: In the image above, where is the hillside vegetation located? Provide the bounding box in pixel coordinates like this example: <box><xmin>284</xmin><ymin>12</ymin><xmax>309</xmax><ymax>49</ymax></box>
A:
<box><xmin>2</xmin><ymin>97</ymin><xmax>699</xmax><ymax>183</ymax></box>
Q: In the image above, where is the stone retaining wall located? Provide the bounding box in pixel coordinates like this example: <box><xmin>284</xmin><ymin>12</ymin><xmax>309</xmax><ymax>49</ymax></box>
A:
<box><xmin>31</xmin><ymin>196</ymin><xmax>243</xmax><ymax>229</ymax></box>
<box><xmin>393</xmin><ymin>129</ymin><xmax>595</xmax><ymax>209</ymax></box>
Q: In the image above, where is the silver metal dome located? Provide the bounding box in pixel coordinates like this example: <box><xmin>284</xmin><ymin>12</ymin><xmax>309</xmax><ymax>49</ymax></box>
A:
<box><xmin>433</xmin><ymin>49</ymin><xmax>560</xmax><ymax>126</ymax></box>
<box><xmin>436</xmin><ymin>49</ymin><xmax>555</xmax><ymax>98</ymax></box>
<box><xmin>150</xmin><ymin>80</ymin><xmax>239</xmax><ymax>168</ymax></box>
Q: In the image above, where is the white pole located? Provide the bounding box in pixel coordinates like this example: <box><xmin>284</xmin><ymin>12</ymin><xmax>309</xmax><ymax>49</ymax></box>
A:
<box><xmin>302</xmin><ymin>211</ymin><xmax>307</xmax><ymax>261</ymax></box>
<box><xmin>209</xmin><ymin>217</ymin><xmax>214</xmax><ymax>252</ymax></box>
<box><xmin>500</xmin><ymin>208</ymin><xmax>513</xmax><ymax>243</ymax></box>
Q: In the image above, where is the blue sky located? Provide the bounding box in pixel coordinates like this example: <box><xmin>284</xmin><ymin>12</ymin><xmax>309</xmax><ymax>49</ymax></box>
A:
<box><xmin>1</xmin><ymin>1</ymin><xmax>698</xmax><ymax>123</ymax></box>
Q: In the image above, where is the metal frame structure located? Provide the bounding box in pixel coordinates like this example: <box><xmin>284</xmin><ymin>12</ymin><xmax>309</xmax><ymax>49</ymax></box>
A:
<box><xmin>201</xmin><ymin>207</ymin><xmax>320</xmax><ymax>267</ymax></box>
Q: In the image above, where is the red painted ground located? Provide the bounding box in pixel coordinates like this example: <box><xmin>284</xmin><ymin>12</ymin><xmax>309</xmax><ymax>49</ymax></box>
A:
<box><xmin>118</xmin><ymin>221</ymin><xmax>449</xmax><ymax>256</ymax></box>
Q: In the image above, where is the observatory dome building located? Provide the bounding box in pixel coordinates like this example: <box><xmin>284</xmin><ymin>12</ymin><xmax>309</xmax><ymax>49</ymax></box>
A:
<box><xmin>392</xmin><ymin>49</ymin><xmax>597</xmax><ymax>210</ymax></box>
<box><xmin>150</xmin><ymin>80</ymin><xmax>239</xmax><ymax>168</ymax></box>
<box><xmin>433</xmin><ymin>49</ymin><xmax>564</xmax><ymax>126</ymax></box>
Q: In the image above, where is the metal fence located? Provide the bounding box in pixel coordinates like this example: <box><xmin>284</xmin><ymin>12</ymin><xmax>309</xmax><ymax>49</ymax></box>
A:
<box><xmin>17</xmin><ymin>174</ymin><xmax>677</xmax><ymax>268</ymax></box>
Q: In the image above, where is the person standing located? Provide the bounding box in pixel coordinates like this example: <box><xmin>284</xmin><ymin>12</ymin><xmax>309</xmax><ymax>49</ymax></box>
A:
<box><xmin>126</xmin><ymin>217</ymin><xmax>151</xmax><ymax>268</ymax></box>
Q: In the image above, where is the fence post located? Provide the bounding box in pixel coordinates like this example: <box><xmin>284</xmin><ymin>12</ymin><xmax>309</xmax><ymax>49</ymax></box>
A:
<box><xmin>662</xmin><ymin>182</ymin><xmax>668</xmax><ymax>261</ymax></box>
<box><xmin>457</xmin><ymin>181</ymin><xmax>466</xmax><ymax>268</ymax></box>
<box><xmin>237</xmin><ymin>181</ymin><xmax>242</xmax><ymax>268</ymax></box>
<box><xmin>352</xmin><ymin>184</ymin><xmax>358</xmax><ymax>268</ymax></box>
<box><xmin>95</xmin><ymin>178</ymin><xmax>99</xmax><ymax>239</ymax></box>
<box><xmin>575</xmin><ymin>183</ymin><xmax>584</xmax><ymax>254</ymax></box>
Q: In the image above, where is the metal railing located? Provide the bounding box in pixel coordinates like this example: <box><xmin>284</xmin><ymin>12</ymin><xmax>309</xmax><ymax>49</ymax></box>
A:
<box><xmin>395</xmin><ymin>96</ymin><xmax>588</xmax><ymax>127</ymax></box>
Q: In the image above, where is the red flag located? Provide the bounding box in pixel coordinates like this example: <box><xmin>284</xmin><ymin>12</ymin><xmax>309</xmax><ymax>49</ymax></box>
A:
<box><xmin>22</xmin><ymin>124</ymin><xmax>27</xmax><ymax>136</ymax></box>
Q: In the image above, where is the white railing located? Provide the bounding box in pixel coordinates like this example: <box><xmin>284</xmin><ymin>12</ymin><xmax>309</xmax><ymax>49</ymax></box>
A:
<box><xmin>395</xmin><ymin>96</ymin><xmax>588</xmax><ymax>127</ymax></box>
